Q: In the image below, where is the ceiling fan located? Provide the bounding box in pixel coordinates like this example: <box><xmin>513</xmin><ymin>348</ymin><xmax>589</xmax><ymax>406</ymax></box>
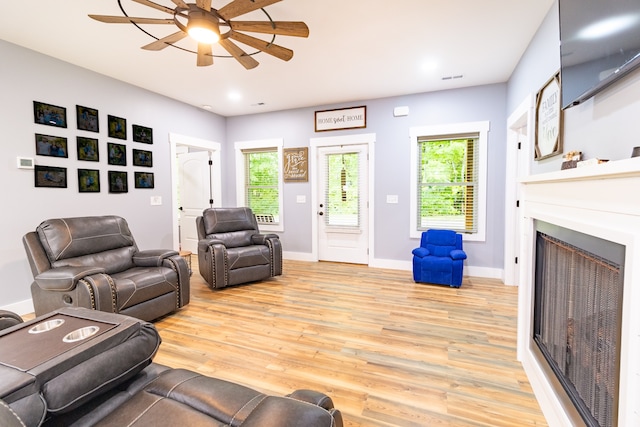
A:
<box><xmin>89</xmin><ymin>0</ymin><xmax>309</xmax><ymax>69</ymax></box>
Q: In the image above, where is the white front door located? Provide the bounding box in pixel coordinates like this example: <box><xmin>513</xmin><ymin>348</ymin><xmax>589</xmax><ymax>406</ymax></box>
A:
<box><xmin>178</xmin><ymin>151</ymin><xmax>214</xmax><ymax>253</ymax></box>
<box><xmin>317</xmin><ymin>144</ymin><xmax>369</xmax><ymax>264</ymax></box>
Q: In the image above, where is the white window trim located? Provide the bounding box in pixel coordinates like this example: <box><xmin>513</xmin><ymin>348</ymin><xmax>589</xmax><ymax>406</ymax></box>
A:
<box><xmin>409</xmin><ymin>121</ymin><xmax>489</xmax><ymax>242</ymax></box>
<box><xmin>234</xmin><ymin>138</ymin><xmax>284</xmax><ymax>232</ymax></box>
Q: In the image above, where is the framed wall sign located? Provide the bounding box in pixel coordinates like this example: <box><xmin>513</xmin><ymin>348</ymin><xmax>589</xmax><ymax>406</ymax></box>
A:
<box><xmin>315</xmin><ymin>106</ymin><xmax>366</xmax><ymax>132</ymax></box>
<box><xmin>535</xmin><ymin>72</ymin><xmax>563</xmax><ymax>160</ymax></box>
<box><xmin>283</xmin><ymin>147</ymin><xmax>308</xmax><ymax>182</ymax></box>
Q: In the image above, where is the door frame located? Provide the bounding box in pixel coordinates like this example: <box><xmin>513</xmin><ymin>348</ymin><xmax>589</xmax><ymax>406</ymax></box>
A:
<box><xmin>310</xmin><ymin>133</ymin><xmax>375</xmax><ymax>263</ymax></box>
<box><xmin>169</xmin><ymin>132</ymin><xmax>222</xmax><ymax>251</ymax></box>
<box><xmin>503</xmin><ymin>94</ymin><xmax>534</xmax><ymax>286</ymax></box>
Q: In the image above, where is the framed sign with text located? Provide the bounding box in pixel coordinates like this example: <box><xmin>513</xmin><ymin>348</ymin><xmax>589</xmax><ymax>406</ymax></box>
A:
<box><xmin>535</xmin><ymin>73</ymin><xmax>563</xmax><ymax>160</ymax></box>
<box><xmin>315</xmin><ymin>106</ymin><xmax>366</xmax><ymax>132</ymax></box>
<box><xmin>283</xmin><ymin>147</ymin><xmax>308</xmax><ymax>182</ymax></box>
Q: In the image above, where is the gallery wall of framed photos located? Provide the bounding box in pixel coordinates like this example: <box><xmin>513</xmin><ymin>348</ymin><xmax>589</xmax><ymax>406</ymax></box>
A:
<box><xmin>32</xmin><ymin>100</ymin><xmax>154</xmax><ymax>193</ymax></box>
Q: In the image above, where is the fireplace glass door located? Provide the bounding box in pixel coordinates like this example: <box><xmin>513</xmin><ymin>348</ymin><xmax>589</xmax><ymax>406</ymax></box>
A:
<box><xmin>533</xmin><ymin>222</ymin><xmax>624</xmax><ymax>427</ymax></box>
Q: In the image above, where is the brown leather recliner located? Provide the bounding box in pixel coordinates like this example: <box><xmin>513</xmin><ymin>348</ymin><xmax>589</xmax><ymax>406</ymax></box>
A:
<box><xmin>22</xmin><ymin>215</ymin><xmax>190</xmax><ymax>322</ymax></box>
<box><xmin>196</xmin><ymin>207</ymin><xmax>282</xmax><ymax>289</ymax></box>
<box><xmin>0</xmin><ymin>308</ymin><xmax>343</xmax><ymax>427</ymax></box>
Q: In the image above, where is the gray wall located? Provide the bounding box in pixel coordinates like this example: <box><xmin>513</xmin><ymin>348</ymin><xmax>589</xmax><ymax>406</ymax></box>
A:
<box><xmin>508</xmin><ymin>1</ymin><xmax>640</xmax><ymax>174</ymax></box>
<box><xmin>227</xmin><ymin>83</ymin><xmax>508</xmax><ymax>271</ymax></box>
<box><xmin>0</xmin><ymin>40</ymin><xmax>226</xmax><ymax>308</ymax></box>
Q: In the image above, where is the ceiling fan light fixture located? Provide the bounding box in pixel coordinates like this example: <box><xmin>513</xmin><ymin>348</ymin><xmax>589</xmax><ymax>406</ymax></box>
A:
<box><xmin>187</xmin><ymin>11</ymin><xmax>220</xmax><ymax>44</ymax></box>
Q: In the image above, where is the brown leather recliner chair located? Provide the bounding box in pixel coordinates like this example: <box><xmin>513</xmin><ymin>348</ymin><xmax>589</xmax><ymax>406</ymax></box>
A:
<box><xmin>22</xmin><ymin>215</ymin><xmax>190</xmax><ymax>322</ymax></box>
<box><xmin>0</xmin><ymin>308</ymin><xmax>343</xmax><ymax>427</ymax></box>
<box><xmin>196</xmin><ymin>207</ymin><xmax>282</xmax><ymax>289</ymax></box>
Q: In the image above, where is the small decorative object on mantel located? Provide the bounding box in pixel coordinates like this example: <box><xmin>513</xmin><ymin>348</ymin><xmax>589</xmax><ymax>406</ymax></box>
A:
<box><xmin>535</xmin><ymin>72</ymin><xmax>563</xmax><ymax>160</ymax></box>
<box><xmin>561</xmin><ymin>150</ymin><xmax>582</xmax><ymax>170</ymax></box>
<box><xmin>577</xmin><ymin>158</ymin><xmax>609</xmax><ymax>167</ymax></box>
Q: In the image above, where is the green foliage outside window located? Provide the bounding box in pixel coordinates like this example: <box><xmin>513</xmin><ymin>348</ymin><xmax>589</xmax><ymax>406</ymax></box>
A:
<box><xmin>418</xmin><ymin>138</ymin><xmax>476</xmax><ymax>232</ymax></box>
<box><xmin>245</xmin><ymin>151</ymin><xmax>279</xmax><ymax>222</ymax></box>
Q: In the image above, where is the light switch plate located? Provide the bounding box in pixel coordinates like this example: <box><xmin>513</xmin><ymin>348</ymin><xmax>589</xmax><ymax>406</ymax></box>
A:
<box><xmin>386</xmin><ymin>195</ymin><xmax>399</xmax><ymax>204</ymax></box>
<box><xmin>296</xmin><ymin>195</ymin><xmax>306</xmax><ymax>203</ymax></box>
<box><xmin>150</xmin><ymin>196</ymin><xmax>162</xmax><ymax>206</ymax></box>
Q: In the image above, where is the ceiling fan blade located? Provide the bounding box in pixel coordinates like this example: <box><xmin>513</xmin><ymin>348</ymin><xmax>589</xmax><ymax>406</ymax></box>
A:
<box><xmin>229</xmin><ymin>21</ymin><xmax>309</xmax><ymax>37</ymax></box>
<box><xmin>217</xmin><ymin>0</ymin><xmax>281</xmax><ymax>21</ymax></box>
<box><xmin>89</xmin><ymin>15</ymin><xmax>174</xmax><ymax>24</ymax></box>
<box><xmin>196</xmin><ymin>0</ymin><xmax>212</xmax><ymax>11</ymax></box>
<box><xmin>197</xmin><ymin>43</ymin><xmax>214</xmax><ymax>66</ymax></box>
<box><xmin>142</xmin><ymin>31</ymin><xmax>188</xmax><ymax>50</ymax></box>
<box><xmin>170</xmin><ymin>0</ymin><xmax>189</xmax><ymax>8</ymax></box>
<box><xmin>229</xmin><ymin>31</ymin><xmax>293</xmax><ymax>61</ymax></box>
<box><xmin>131</xmin><ymin>0</ymin><xmax>175</xmax><ymax>15</ymax></box>
<box><xmin>219</xmin><ymin>38</ymin><xmax>259</xmax><ymax>69</ymax></box>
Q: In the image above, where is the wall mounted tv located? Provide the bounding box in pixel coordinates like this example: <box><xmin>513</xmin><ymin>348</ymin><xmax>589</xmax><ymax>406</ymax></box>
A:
<box><xmin>559</xmin><ymin>0</ymin><xmax>640</xmax><ymax>109</ymax></box>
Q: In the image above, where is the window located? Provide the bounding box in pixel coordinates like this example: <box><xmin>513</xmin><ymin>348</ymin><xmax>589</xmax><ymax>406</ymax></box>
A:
<box><xmin>410</xmin><ymin>122</ymin><xmax>488</xmax><ymax>241</ymax></box>
<box><xmin>235</xmin><ymin>139</ymin><xmax>283</xmax><ymax>231</ymax></box>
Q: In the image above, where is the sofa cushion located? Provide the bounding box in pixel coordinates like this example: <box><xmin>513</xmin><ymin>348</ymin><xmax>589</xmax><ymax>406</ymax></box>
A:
<box><xmin>227</xmin><ymin>246</ymin><xmax>271</xmax><ymax>270</ymax></box>
<box><xmin>37</xmin><ymin>216</ymin><xmax>136</xmax><ymax>262</ymax></box>
<box><xmin>111</xmin><ymin>267</ymin><xmax>179</xmax><ymax>310</ymax></box>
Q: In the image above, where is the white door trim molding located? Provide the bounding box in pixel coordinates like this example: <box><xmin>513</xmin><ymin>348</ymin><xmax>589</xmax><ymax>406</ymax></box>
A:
<box><xmin>169</xmin><ymin>132</ymin><xmax>221</xmax><ymax>251</ymax></box>
<box><xmin>310</xmin><ymin>133</ymin><xmax>375</xmax><ymax>263</ymax></box>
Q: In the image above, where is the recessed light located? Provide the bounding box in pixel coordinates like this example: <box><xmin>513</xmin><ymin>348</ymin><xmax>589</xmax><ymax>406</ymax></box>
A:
<box><xmin>228</xmin><ymin>91</ymin><xmax>242</xmax><ymax>101</ymax></box>
<box><xmin>201</xmin><ymin>104</ymin><xmax>212</xmax><ymax>110</ymax></box>
<box><xmin>251</xmin><ymin>102</ymin><xmax>266</xmax><ymax>106</ymax></box>
<box><xmin>441</xmin><ymin>74</ymin><xmax>464</xmax><ymax>81</ymax></box>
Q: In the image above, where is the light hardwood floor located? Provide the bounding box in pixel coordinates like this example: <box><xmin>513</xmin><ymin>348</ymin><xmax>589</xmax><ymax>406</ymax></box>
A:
<box><xmin>151</xmin><ymin>259</ymin><xmax>547</xmax><ymax>427</ymax></box>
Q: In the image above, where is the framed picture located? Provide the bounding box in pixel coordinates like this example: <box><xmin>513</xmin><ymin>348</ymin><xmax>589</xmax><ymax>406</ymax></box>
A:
<box><xmin>76</xmin><ymin>105</ymin><xmax>99</xmax><ymax>133</ymax></box>
<box><xmin>34</xmin><ymin>165</ymin><xmax>67</xmax><ymax>188</ymax></box>
<box><xmin>132</xmin><ymin>124</ymin><xmax>153</xmax><ymax>144</ymax></box>
<box><xmin>108</xmin><ymin>171</ymin><xmax>128</xmax><ymax>193</ymax></box>
<box><xmin>134</xmin><ymin>172</ymin><xmax>154</xmax><ymax>188</ymax></box>
<box><xmin>107</xmin><ymin>142</ymin><xmax>127</xmax><ymax>166</ymax></box>
<box><xmin>78</xmin><ymin>169</ymin><xmax>100</xmax><ymax>193</ymax></box>
<box><xmin>33</xmin><ymin>101</ymin><xmax>67</xmax><ymax>128</ymax></box>
<box><xmin>107</xmin><ymin>115</ymin><xmax>127</xmax><ymax>140</ymax></box>
<box><xmin>535</xmin><ymin>72</ymin><xmax>563</xmax><ymax>160</ymax></box>
<box><xmin>315</xmin><ymin>106</ymin><xmax>366</xmax><ymax>132</ymax></box>
<box><xmin>35</xmin><ymin>134</ymin><xmax>68</xmax><ymax>158</ymax></box>
<box><xmin>132</xmin><ymin>149</ymin><xmax>152</xmax><ymax>167</ymax></box>
<box><xmin>283</xmin><ymin>147</ymin><xmax>308</xmax><ymax>182</ymax></box>
<box><xmin>77</xmin><ymin>137</ymin><xmax>99</xmax><ymax>161</ymax></box>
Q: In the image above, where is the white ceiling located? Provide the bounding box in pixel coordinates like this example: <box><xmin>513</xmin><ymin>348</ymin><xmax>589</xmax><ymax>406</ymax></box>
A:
<box><xmin>0</xmin><ymin>0</ymin><xmax>555</xmax><ymax>117</ymax></box>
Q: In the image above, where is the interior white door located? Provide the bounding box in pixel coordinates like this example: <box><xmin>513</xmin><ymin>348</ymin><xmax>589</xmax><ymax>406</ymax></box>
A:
<box><xmin>317</xmin><ymin>145</ymin><xmax>369</xmax><ymax>264</ymax></box>
<box><xmin>178</xmin><ymin>151</ymin><xmax>213</xmax><ymax>253</ymax></box>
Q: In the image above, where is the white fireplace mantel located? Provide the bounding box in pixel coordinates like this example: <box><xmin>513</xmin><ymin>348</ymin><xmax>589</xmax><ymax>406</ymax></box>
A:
<box><xmin>518</xmin><ymin>157</ymin><xmax>640</xmax><ymax>426</ymax></box>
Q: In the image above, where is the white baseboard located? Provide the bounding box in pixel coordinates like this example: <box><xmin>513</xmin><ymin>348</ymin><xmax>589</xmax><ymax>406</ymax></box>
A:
<box><xmin>283</xmin><ymin>252</ymin><xmax>504</xmax><ymax>280</ymax></box>
<box><xmin>1</xmin><ymin>299</ymin><xmax>34</xmax><ymax>316</ymax></box>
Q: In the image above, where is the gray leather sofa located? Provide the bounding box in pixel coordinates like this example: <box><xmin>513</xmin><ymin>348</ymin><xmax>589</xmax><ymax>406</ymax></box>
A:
<box><xmin>0</xmin><ymin>308</ymin><xmax>342</xmax><ymax>427</ymax></box>
<box><xmin>23</xmin><ymin>216</ymin><xmax>190</xmax><ymax>321</ymax></box>
<box><xmin>196</xmin><ymin>207</ymin><xmax>283</xmax><ymax>289</ymax></box>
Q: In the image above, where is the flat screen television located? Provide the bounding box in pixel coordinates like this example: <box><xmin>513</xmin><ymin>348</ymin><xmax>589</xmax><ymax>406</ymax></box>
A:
<box><xmin>559</xmin><ymin>0</ymin><xmax>640</xmax><ymax>109</ymax></box>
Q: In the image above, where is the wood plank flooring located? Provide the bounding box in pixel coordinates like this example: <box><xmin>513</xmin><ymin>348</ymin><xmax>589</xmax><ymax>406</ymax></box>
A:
<box><xmin>152</xmin><ymin>259</ymin><xmax>547</xmax><ymax>427</ymax></box>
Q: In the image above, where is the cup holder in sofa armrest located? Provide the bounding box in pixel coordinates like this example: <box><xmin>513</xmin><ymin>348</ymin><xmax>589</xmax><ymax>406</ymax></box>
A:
<box><xmin>62</xmin><ymin>326</ymin><xmax>99</xmax><ymax>343</ymax></box>
<box><xmin>28</xmin><ymin>319</ymin><xmax>65</xmax><ymax>334</ymax></box>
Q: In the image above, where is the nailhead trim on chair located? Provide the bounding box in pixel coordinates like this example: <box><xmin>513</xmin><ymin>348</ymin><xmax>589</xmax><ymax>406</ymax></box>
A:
<box><xmin>266</xmin><ymin>239</ymin><xmax>275</xmax><ymax>277</ymax></box>
<box><xmin>103</xmin><ymin>274</ymin><xmax>118</xmax><ymax>313</ymax></box>
<box><xmin>79</xmin><ymin>279</ymin><xmax>96</xmax><ymax>310</ymax></box>
<box><xmin>166</xmin><ymin>257</ymin><xmax>181</xmax><ymax>309</ymax></box>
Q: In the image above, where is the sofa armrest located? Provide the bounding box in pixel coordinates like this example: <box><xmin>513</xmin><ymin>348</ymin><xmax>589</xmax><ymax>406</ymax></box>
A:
<box><xmin>34</xmin><ymin>266</ymin><xmax>105</xmax><ymax>291</ymax></box>
<box><xmin>132</xmin><ymin>249</ymin><xmax>179</xmax><ymax>267</ymax></box>
<box><xmin>450</xmin><ymin>249</ymin><xmax>467</xmax><ymax>260</ymax></box>
<box><xmin>197</xmin><ymin>238</ymin><xmax>225</xmax><ymax>252</ymax></box>
<box><xmin>412</xmin><ymin>247</ymin><xmax>430</xmax><ymax>258</ymax></box>
<box><xmin>0</xmin><ymin>311</ymin><xmax>23</xmax><ymax>331</ymax></box>
<box><xmin>251</xmin><ymin>233</ymin><xmax>278</xmax><ymax>245</ymax></box>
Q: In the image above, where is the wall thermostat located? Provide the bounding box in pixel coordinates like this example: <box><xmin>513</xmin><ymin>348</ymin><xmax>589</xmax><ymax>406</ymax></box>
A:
<box><xmin>17</xmin><ymin>157</ymin><xmax>34</xmax><ymax>169</ymax></box>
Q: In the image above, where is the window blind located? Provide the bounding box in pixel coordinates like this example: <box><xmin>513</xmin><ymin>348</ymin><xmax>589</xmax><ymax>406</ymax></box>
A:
<box><xmin>324</xmin><ymin>152</ymin><xmax>360</xmax><ymax>227</ymax></box>
<box><xmin>243</xmin><ymin>149</ymin><xmax>280</xmax><ymax>224</ymax></box>
<box><xmin>416</xmin><ymin>134</ymin><xmax>478</xmax><ymax>233</ymax></box>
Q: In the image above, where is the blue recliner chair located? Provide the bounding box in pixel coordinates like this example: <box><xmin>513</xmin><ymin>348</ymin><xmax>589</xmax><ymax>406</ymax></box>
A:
<box><xmin>412</xmin><ymin>229</ymin><xmax>467</xmax><ymax>288</ymax></box>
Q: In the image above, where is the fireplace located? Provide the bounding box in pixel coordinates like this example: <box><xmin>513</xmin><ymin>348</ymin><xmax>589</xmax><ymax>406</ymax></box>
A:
<box><xmin>533</xmin><ymin>221</ymin><xmax>624</xmax><ymax>427</ymax></box>
<box><xmin>518</xmin><ymin>158</ymin><xmax>640</xmax><ymax>427</ymax></box>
